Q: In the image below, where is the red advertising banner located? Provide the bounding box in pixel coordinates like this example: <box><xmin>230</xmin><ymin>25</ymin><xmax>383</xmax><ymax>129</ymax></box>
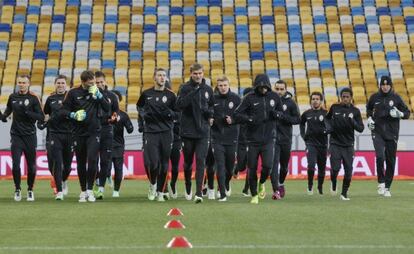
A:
<box><xmin>0</xmin><ymin>150</ymin><xmax>412</xmax><ymax>178</ymax></box>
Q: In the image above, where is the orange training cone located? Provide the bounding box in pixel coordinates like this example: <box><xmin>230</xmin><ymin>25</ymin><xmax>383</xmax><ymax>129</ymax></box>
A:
<box><xmin>164</xmin><ymin>219</ymin><xmax>186</xmax><ymax>229</ymax></box>
<box><xmin>167</xmin><ymin>208</ymin><xmax>183</xmax><ymax>216</ymax></box>
<box><xmin>166</xmin><ymin>236</ymin><xmax>193</xmax><ymax>248</ymax></box>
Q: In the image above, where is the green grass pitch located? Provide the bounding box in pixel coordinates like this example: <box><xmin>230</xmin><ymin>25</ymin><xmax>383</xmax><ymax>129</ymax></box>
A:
<box><xmin>0</xmin><ymin>179</ymin><xmax>413</xmax><ymax>254</ymax></box>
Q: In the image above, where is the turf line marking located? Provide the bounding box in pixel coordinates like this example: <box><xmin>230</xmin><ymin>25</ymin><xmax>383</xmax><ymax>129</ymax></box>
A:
<box><xmin>1</xmin><ymin>245</ymin><xmax>414</xmax><ymax>251</ymax></box>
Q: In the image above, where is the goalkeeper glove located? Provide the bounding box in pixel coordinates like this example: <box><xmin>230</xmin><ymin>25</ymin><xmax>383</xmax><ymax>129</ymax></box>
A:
<box><xmin>70</xmin><ymin>109</ymin><xmax>86</xmax><ymax>121</ymax></box>
<box><xmin>88</xmin><ymin>85</ymin><xmax>103</xmax><ymax>100</ymax></box>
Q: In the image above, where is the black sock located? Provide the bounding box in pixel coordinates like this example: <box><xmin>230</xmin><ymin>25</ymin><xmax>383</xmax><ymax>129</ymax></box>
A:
<box><xmin>307</xmin><ymin>169</ymin><xmax>315</xmax><ymax>190</ymax></box>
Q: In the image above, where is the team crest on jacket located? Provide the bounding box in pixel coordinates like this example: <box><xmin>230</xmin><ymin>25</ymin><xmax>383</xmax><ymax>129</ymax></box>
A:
<box><xmin>229</xmin><ymin>101</ymin><xmax>234</xmax><ymax>109</ymax></box>
<box><xmin>319</xmin><ymin>115</ymin><xmax>324</xmax><ymax>121</ymax></box>
<box><xmin>58</xmin><ymin>100</ymin><xmax>62</xmax><ymax>104</ymax></box>
<box><xmin>270</xmin><ymin>99</ymin><xmax>275</xmax><ymax>107</ymax></box>
<box><xmin>156</xmin><ymin>97</ymin><xmax>159</xmax><ymax>101</ymax></box>
<box><xmin>162</xmin><ymin>96</ymin><xmax>167</xmax><ymax>103</ymax></box>
<box><xmin>24</xmin><ymin>99</ymin><xmax>29</xmax><ymax>106</ymax></box>
<box><xmin>349</xmin><ymin>113</ymin><xmax>353</xmax><ymax>118</ymax></box>
<box><xmin>205</xmin><ymin>91</ymin><xmax>209</xmax><ymax>99</ymax></box>
<box><xmin>282</xmin><ymin>104</ymin><xmax>287</xmax><ymax>111</ymax></box>
<box><xmin>389</xmin><ymin>100</ymin><xmax>394</xmax><ymax>107</ymax></box>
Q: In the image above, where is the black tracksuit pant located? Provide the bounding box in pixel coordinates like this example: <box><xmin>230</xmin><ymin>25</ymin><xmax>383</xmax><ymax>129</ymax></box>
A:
<box><xmin>373</xmin><ymin>135</ymin><xmax>398</xmax><ymax>189</ymax></box>
<box><xmin>205</xmin><ymin>144</ymin><xmax>215</xmax><ymax>190</ymax></box>
<box><xmin>98</xmin><ymin>125</ymin><xmax>113</xmax><ymax>187</ymax></box>
<box><xmin>143</xmin><ymin>130</ymin><xmax>173</xmax><ymax>193</ymax></box>
<box><xmin>182</xmin><ymin>137</ymin><xmax>209</xmax><ymax>197</ymax></box>
<box><xmin>248</xmin><ymin>140</ymin><xmax>275</xmax><ymax>197</ymax></box>
<box><xmin>330</xmin><ymin>144</ymin><xmax>354</xmax><ymax>196</ymax></box>
<box><xmin>74</xmin><ymin>134</ymin><xmax>100</xmax><ymax>192</ymax></box>
<box><xmin>11</xmin><ymin>134</ymin><xmax>37</xmax><ymax>191</ymax></box>
<box><xmin>112</xmin><ymin>146</ymin><xmax>124</xmax><ymax>192</ymax></box>
<box><xmin>306</xmin><ymin>145</ymin><xmax>327</xmax><ymax>191</ymax></box>
<box><xmin>235</xmin><ymin>143</ymin><xmax>249</xmax><ymax>193</ymax></box>
<box><xmin>212</xmin><ymin>143</ymin><xmax>236</xmax><ymax>198</ymax></box>
<box><xmin>169</xmin><ymin>140</ymin><xmax>181</xmax><ymax>193</ymax></box>
<box><xmin>270</xmin><ymin>143</ymin><xmax>291</xmax><ymax>192</ymax></box>
<box><xmin>47</xmin><ymin>133</ymin><xmax>73</xmax><ymax>192</ymax></box>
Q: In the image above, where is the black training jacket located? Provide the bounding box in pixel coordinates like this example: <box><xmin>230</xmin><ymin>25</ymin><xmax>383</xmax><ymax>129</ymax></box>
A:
<box><xmin>300</xmin><ymin>108</ymin><xmax>328</xmax><ymax>147</ymax></box>
<box><xmin>176</xmin><ymin>78</ymin><xmax>214</xmax><ymax>139</ymax></box>
<box><xmin>211</xmin><ymin>90</ymin><xmax>241</xmax><ymax>145</ymax></box>
<box><xmin>366</xmin><ymin>90</ymin><xmax>410</xmax><ymax>141</ymax></box>
<box><xmin>1</xmin><ymin>91</ymin><xmax>44</xmax><ymax>136</ymax></box>
<box><xmin>326</xmin><ymin>103</ymin><xmax>364</xmax><ymax>147</ymax></box>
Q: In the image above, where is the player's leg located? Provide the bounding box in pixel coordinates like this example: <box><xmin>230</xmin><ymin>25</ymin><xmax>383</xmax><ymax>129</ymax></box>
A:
<box><xmin>74</xmin><ymin>137</ymin><xmax>88</xmax><ymax>202</ymax></box>
<box><xmin>212</xmin><ymin>143</ymin><xmax>226</xmax><ymax>200</ymax></box>
<box><xmin>169</xmin><ymin>140</ymin><xmax>181</xmax><ymax>198</ymax></box>
<box><xmin>247</xmin><ymin>145</ymin><xmax>260</xmax><ymax>203</ymax></box>
<box><xmin>316</xmin><ymin>146</ymin><xmax>327</xmax><ymax>194</ymax></box>
<box><xmin>340</xmin><ymin>146</ymin><xmax>354</xmax><ymax>200</ymax></box>
<box><xmin>156</xmin><ymin>130</ymin><xmax>173</xmax><ymax>201</ymax></box>
<box><xmin>270</xmin><ymin>143</ymin><xmax>281</xmax><ymax>194</ymax></box>
<box><xmin>85</xmin><ymin>134</ymin><xmax>100</xmax><ymax>202</ymax></box>
<box><xmin>329</xmin><ymin>144</ymin><xmax>341</xmax><ymax>195</ymax></box>
<box><xmin>373</xmin><ymin>135</ymin><xmax>386</xmax><ymax>194</ymax></box>
<box><xmin>11</xmin><ymin>135</ymin><xmax>24</xmax><ymax>200</ymax></box>
<box><xmin>182</xmin><ymin>137</ymin><xmax>196</xmax><ymax>199</ymax></box>
<box><xmin>194</xmin><ymin>137</ymin><xmax>209</xmax><ymax>202</ymax></box>
<box><xmin>384</xmin><ymin>140</ymin><xmax>398</xmax><ymax>195</ymax></box>
<box><xmin>258</xmin><ymin>140</ymin><xmax>275</xmax><ymax>199</ymax></box>
<box><xmin>224</xmin><ymin>144</ymin><xmax>236</xmax><ymax>196</ymax></box>
<box><xmin>306</xmin><ymin>145</ymin><xmax>317</xmax><ymax>194</ymax></box>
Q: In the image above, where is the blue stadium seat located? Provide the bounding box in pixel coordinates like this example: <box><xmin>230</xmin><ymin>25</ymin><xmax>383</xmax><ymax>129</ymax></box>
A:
<box><xmin>401</xmin><ymin>0</ymin><xmax>413</xmax><ymax>7</ymax></box>
<box><xmin>130</xmin><ymin>51</ymin><xmax>141</xmax><ymax>60</ymax></box>
<box><xmin>80</xmin><ymin>6</ymin><xmax>92</xmax><ymax>14</ymax></box>
<box><xmin>264</xmin><ymin>43</ymin><xmax>276</xmax><ymax>52</ymax></box>
<box><xmin>196</xmin><ymin>16</ymin><xmax>209</xmax><ymax>24</ymax></box>
<box><xmin>235</xmin><ymin>7</ymin><xmax>247</xmax><ymax>16</ymax></box>
<box><xmin>104</xmin><ymin>33</ymin><xmax>116</xmax><ymax>41</ymax></box>
<box><xmin>3</xmin><ymin>0</ymin><xmax>16</xmax><ymax>5</ymax></box>
<box><xmin>143</xmin><ymin>24</ymin><xmax>156</xmax><ymax>33</ymax></box>
<box><xmin>34</xmin><ymin>51</ymin><xmax>47</xmax><ymax>60</ymax></box>
<box><xmin>210</xmin><ymin>43</ymin><xmax>222</xmax><ymax>51</ymax></box>
<box><xmin>354</xmin><ymin>25</ymin><xmax>367</xmax><ymax>34</ymax></box>
<box><xmin>371</xmin><ymin>43</ymin><xmax>384</xmax><ymax>52</ymax></box>
<box><xmin>287</xmin><ymin>7</ymin><xmax>298</xmax><ymax>15</ymax></box>
<box><xmin>45</xmin><ymin>69</ymin><xmax>58</xmax><ymax>76</ymax></box>
<box><xmin>158</xmin><ymin>16</ymin><xmax>170</xmax><ymax>24</ymax></box>
<box><xmin>248</xmin><ymin>0</ymin><xmax>260</xmax><ymax>6</ymax></box>
<box><xmin>27</xmin><ymin>6</ymin><xmax>40</xmax><ymax>15</ymax></box>
<box><xmin>316</xmin><ymin>33</ymin><xmax>328</xmax><ymax>42</ymax></box>
<box><xmin>273</xmin><ymin>0</ymin><xmax>285</xmax><ymax>7</ymax></box>
<box><xmin>377</xmin><ymin>7</ymin><xmax>390</xmax><ymax>16</ymax></box>
<box><xmin>156</xmin><ymin>42</ymin><xmax>168</xmax><ymax>51</ymax></box>
<box><xmin>266</xmin><ymin>69</ymin><xmax>279</xmax><ymax>78</ymax></box>
<box><xmin>119</xmin><ymin>0</ymin><xmax>132</xmax><ymax>6</ymax></box>
<box><xmin>183</xmin><ymin>7</ymin><xmax>195</xmax><ymax>16</ymax></box>
<box><xmin>197</xmin><ymin>24</ymin><xmax>209</xmax><ymax>33</ymax></box>
<box><xmin>144</xmin><ymin>6</ymin><xmax>156</xmax><ymax>15</ymax></box>
<box><xmin>0</xmin><ymin>42</ymin><xmax>8</xmax><ymax>50</ymax></box>
<box><xmin>52</xmin><ymin>15</ymin><xmax>65</xmax><ymax>23</ymax></box>
<box><xmin>305</xmin><ymin>52</ymin><xmax>318</xmax><ymax>60</ymax></box>
<box><xmin>251</xmin><ymin>52</ymin><xmax>264</xmax><ymax>60</ymax></box>
<box><xmin>105</xmin><ymin>15</ymin><xmax>118</xmax><ymax>24</ymax></box>
<box><xmin>346</xmin><ymin>52</ymin><xmax>358</xmax><ymax>61</ymax></box>
<box><xmin>102</xmin><ymin>60</ymin><xmax>115</xmax><ymax>69</ymax></box>
<box><xmin>262</xmin><ymin>16</ymin><xmax>274</xmax><ymax>25</ymax></box>
<box><xmin>363</xmin><ymin>0</ymin><xmax>375</xmax><ymax>6</ymax></box>
<box><xmin>366</xmin><ymin>16</ymin><xmax>378</xmax><ymax>25</ymax></box>
<box><xmin>210</xmin><ymin>0</ymin><xmax>222</xmax><ymax>6</ymax></box>
<box><xmin>116</xmin><ymin>42</ymin><xmax>129</xmax><ymax>51</ymax></box>
<box><xmin>313</xmin><ymin>16</ymin><xmax>327</xmax><ymax>25</ymax></box>
<box><xmin>196</xmin><ymin>0</ymin><xmax>208</xmax><ymax>6</ymax></box>
<box><xmin>390</xmin><ymin>7</ymin><xmax>403</xmax><ymax>17</ymax></box>
<box><xmin>170</xmin><ymin>52</ymin><xmax>182</xmax><ymax>60</ymax></box>
<box><xmin>171</xmin><ymin>7</ymin><xmax>183</xmax><ymax>15</ymax></box>
<box><xmin>67</xmin><ymin>0</ymin><xmax>80</xmax><ymax>6</ymax></box>
<box><xmin>0</xmin><ymin>24</ymin><xmax>11</xmax><ymax>32</ymax></box>
<box><xmin>386</xmin><ymin>52</ymin><xmax>400</xmax><ymax>61</ymax></box>
<box><xmin>48</xmin><ymin>41</ymin><xmax>62</xmax><ymax>51</ymax></box>
<box><xmin>351</xmin><ymin>7</ymin><xmax>364</xmax><ymax>16</ymax></box>
<box><xmin>320</xmin><ymin>60</ymin><xmax>333</xmax><ymax>70</ymax></box>
<box><xmin>323</xmin><ymin>0</ymin><xmax>337</xmax><ymax>6</ymax></box>
<box><xmin>89</xmin><ymin>51</ymin><xmax>101</xmax><ymax>59</ymax></box>
<box><xmin>330</xmin><ymin>43</ymin><xmax>343</xmax><ymax>51</ymax></box>
<box><xmin>210</xmin><ymin>25</ymin><xmax>222</xmax><ymax>34</ymax></box>
<box><xmin>13</xmin><ymin>15</ymin><xmax>26</xmax><ymax>24</ymax></box>
<box><xmin>223</xmin><ymin>16</ymin><xmax>234</xmax><ymax>24</ymax></box>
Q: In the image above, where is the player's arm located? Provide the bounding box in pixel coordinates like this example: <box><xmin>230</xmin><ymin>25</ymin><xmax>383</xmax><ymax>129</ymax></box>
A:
<box><xmin>299</xmin><ymin>111</ymin><xmax>307</xmax><ymax>140</ymax></box>
<box><xmin>25</xmin><ymin>95</ymin><xmax>44</xmax><ymax>121</ymax></box>
<box><xmin>366</xmin><ymin>95</ymin><xmax>375</xmax><ymax>118</ymax></box>
<box><xmin>0</xmin><ymin>95</ymin><xmax>12</xmax><ymax>122</ymax></box>
<box><xmin>233</xmin><ymin>96</ymin><xmax>252</xmax><ymax>124</ymax></box>
<box><xmin>352</xmin><ymin>109</ymin><xmax>365</xmax><ymax>133</ymax></box>
<box><xmin>123</xmin><ymin>112</ymin><xmax>134</xmax><ymax>134</ymax></box>
<box><xmin>395</xmin><ymin>95</ymin><xmax>411</xmax><ymax>119</ymax></box>
<box><xmin>176</xmin><ymin>85</ymin><xmax>196</xmax><ymax>110</ymax></box>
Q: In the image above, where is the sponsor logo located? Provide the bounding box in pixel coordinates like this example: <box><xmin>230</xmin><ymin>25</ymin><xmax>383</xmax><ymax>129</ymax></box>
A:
<box><xmin>253</xmin><ymin>102</ymin><xmax>259</xmax><ymax>106</ymax></box>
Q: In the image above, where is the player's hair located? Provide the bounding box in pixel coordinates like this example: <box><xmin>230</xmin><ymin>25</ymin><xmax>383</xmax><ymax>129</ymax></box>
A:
<box><xmin>275</xmin><ymin>79</ymin><xmax>287</xmax><ymax>88</ymax></box>
<box><xmin>17</xmin><ymin>74</ymin><xmax>31</xmax><ymax>81</ymax></box>
<box><xmin>94</xmin><ymin>71</ymin><xmax>106</xmax><ymax>79</ymax></box>
<box><xmin>310</xmin><ymin>91</ymin><xmax>324</xmax><ymax>101</ymax></box>
<box><xmin>190</xmin><ymin>63</ymin><xmax>203</xmax><ymax>73</ymax></box>
<box><xmin>54</xmin><ymin>74</ymin><xmax>67</xmax><ymax>84</ymax></box>
<box><xmin>80</xmin><ymin>70</ymin><xmax>95</xmax><ymax>82</ymax></box>
<box><xmin>216</xmin><ymin>75</ymin><xmax>229</xmax><ymax>83</ymax></box>
<box><xmin>153</xmin><ymin>68</ymin><xmax>167</xmax><ymax>77</ymax></box>
<box><xmin>340</xmin><ymin>87</ymin><xmax>353</xmax><ymax>97</ymax></box>
<box><xmin>112</xmin><ymin>90</ymin><xmax>122</xmax><ymax>102</ymax></box>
